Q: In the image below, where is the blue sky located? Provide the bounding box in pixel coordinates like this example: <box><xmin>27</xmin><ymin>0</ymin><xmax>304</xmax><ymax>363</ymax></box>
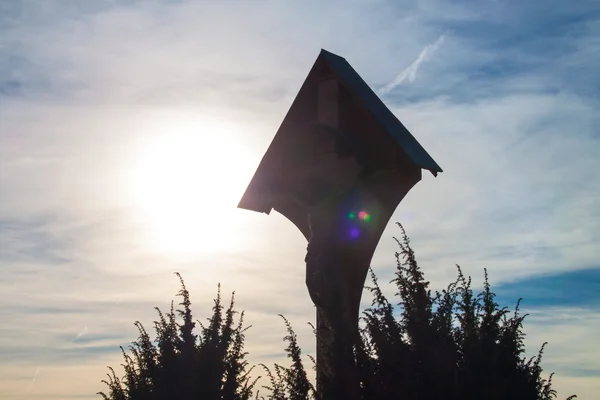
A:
<box><xmin>1</xmin><ymin>0</ymin><xmax>599</xmax><ymax>399</ymax></box>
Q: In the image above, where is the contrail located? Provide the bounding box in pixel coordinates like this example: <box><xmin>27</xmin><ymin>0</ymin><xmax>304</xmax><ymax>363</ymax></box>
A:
<box><xmin>74</xmin><ymin>326</ymin><xmax>88</xmax><ymax>341</ymax></box>
<box><xmin>380</xmin><ymin>34</ymin><xmax>447</xmax><ymax>94</ymax></box>
<box><xmin>25</xmin><ymin>325</ymin><xmax>89</xmax><ymax>394</ymax></box>
<box><xmin>27</xmin><ymin>368</ymin><xmax>40</xmax><ymax>393</ymax></box>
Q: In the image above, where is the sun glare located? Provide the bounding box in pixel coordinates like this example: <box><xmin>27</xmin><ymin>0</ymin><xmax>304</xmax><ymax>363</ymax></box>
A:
<box><xmin>128</xmin><ymin>114</ymin><xmax>250</xmax><ymax>256</ymax></box>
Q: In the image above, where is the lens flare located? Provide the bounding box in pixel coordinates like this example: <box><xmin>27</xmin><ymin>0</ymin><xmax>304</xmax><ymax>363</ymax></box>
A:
<box><xmin>345</xmin><ymin>206</ymin><xmax>375</xmax><ymax>241</ymax></box>
<box><xmin>358</xmin><ymin>210</ymin><xmax>370</xmax><ymax>221</ymax></box>
<box><xmin>349</xmin><ymin>210</ymin><xmax>371</xmax><ymax>221</ymax></box>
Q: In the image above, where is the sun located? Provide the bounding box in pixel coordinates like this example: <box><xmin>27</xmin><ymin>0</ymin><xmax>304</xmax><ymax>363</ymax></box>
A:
<box><xmin>127</xmin><ymin>114</ymin><xmax>250</xmax><ymax>256</ymax></box>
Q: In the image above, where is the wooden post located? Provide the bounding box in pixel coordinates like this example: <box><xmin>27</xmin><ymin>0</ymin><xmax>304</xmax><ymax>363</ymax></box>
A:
<box><xmin>236</xmin><ymin>48</ymin><xmax>442</xmax><ymax>400</ymax></box>
<box><xmin>315</xmin><ymin>75</ymin><xmax>339</xmax><ymax>398</ymax></box>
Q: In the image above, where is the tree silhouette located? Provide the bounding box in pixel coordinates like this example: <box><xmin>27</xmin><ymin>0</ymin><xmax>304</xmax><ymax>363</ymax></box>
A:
<box><xmin>98</xmin><ymin>275</ymin><xmax>257</xmax><ymax>400</ymax></box>
<box><xmin>99</xmin><ymin>224</ymin><xmax>576</xmax><ymax>400</ymax></box>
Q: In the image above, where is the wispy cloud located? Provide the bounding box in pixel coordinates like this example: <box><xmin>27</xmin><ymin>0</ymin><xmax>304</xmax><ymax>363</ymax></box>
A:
<box><xmin>1</xmin><ymin>0</ymin><xmax>599</xmax><ymax>399</ymax></box>
<box><xmin>524</xmin><ymin>307</ymin><xmax>600</xmax><ymax>399</ymax></box>
<box><xmin>379</xmin><ymin>34</ymin><xmax>447</xmax><ymax>93</ymax></box>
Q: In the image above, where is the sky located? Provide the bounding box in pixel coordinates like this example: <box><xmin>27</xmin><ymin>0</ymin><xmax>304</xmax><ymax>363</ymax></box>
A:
<box><xmin>1</xmin><ymin>0</ymin><xmax>599</xmax><ymax>398</ymax></box>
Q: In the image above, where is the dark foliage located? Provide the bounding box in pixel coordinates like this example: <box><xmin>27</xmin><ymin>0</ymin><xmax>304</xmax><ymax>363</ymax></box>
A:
<box><xmin>354</xmin><ymin>224</ymin><xmax>576</xmax><ymax>400</ymax></box>
<box><xmin>98</xmin><ymin>273</ymin><xmax>258</xmax><ymax>400</ymax></box>
<box><xmin>99</xmin><ymin>224</ymin><xmax>575</xmax><ymax>400</ymax></box>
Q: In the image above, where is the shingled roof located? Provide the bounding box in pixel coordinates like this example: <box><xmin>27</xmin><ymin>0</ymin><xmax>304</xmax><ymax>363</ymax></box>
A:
<box><xmin>238</xmin><ymin>49</ymin><xmax>442</xmax><ymax>215</ymax></box>
<box><xmin>319</xmin><ymin>49</ymin><xmax>442</xmax><ymax>176</ymax></box>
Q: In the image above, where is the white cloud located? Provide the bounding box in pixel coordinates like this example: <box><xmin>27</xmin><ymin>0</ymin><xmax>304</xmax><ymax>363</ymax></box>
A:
<box><xmin>370</xmin><ymin>91</ymin><xmax>600</xmax><ymax>289</ymax></box>
<box><xmin>1</xmin><ymin>1</ymin><xmax>599</xmax><ymax>399</ymax></box>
